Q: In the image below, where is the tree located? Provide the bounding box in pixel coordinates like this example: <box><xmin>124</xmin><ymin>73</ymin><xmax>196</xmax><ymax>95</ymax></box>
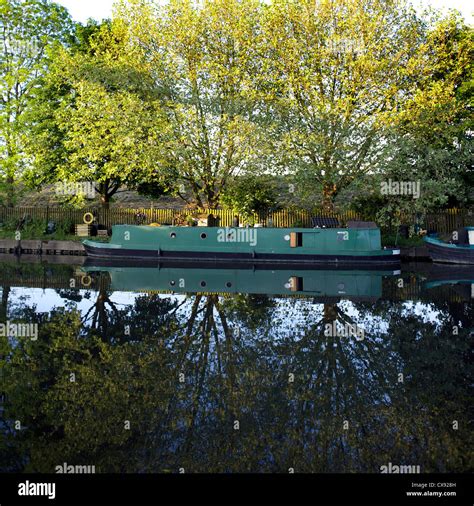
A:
<box><xmin>115</xmin><ymin>0</ymin><xmax>268</xmax><ymax>208</ymax></box>
<box><xmin>376</xmin><ymin>15</ymin><xmax>473</xmax><ymax>222</ymax></box>
<box><xmin>25</xmin><ymin>20</ymin><xmax>169</xmax><ymax>209</ymax></box>
<box><xmin>220</xmin><ymin>175</ymin><xmax>281</xmax><ymax>224</ymax></box>
<box><xmin>0</xmin><ymin>0</ymin><xmax>74</xmax><ymax>206</ymax></box>
<box><xmin>259</xmin><ymin>0</ymin><xmax>472</xmax><ymax>212</ymax></box>
<box><xmin>346</xmin><ymin>16</ymin><xmax>474</xmax><ymax>228</ymax></box>
<box><xmin>22</xmin><ymin>20</ymin><xmax>104</xmax><ymax>196</ymax></box>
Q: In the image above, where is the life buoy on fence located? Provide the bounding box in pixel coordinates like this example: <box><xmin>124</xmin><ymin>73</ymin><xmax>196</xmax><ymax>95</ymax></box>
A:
<box><xmin>83</xmin><ymin>212</ymin><xmax>94</xmax><ymax>225</ymax></box>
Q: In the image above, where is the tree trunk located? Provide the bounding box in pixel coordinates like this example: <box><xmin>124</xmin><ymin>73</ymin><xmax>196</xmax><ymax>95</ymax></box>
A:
<box><xmin>323</xmin><ymin>303</ymin><xmax>338</xmax><ymax>323</ymax></box>
<box><xmin>1</xmin><ymin>286</ymin><xmax>11</xmax><ymax>321</ymax></box>
<box><xmin>97</xmin><ymin>180</ymin><xmax>119</xmax><ymax>210</ymax></box>
<box><xmin>100</xmin><ymin>194</ymin><xmax>110</xmax><ymax>210</ymax></box>
<box><xmin>205</xmin><ymin>184</ymin><xmax>219</xmax><ymax>209</ymax></box>
<box><xmin>5</xmin><ymin>176</ymin><xmax>15</xmax><ymax>208</ymax></box>
<box><xmin>322</xmin><ymin>182</ymin><xmax>337</xmax><ymax>213</ymax></box>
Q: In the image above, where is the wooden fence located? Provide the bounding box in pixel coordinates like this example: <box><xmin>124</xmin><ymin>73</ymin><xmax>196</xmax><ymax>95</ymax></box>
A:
<box><xmin>0</xmin><ymin>207</ymin><xmax>473</xmax><ymax>235</ymax></box>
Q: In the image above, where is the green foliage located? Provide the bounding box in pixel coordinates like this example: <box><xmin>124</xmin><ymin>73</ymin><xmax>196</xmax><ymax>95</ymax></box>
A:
<box><xmin>0</xmin><ymin>216</ymin><xmax>74</xmax><ymax>239</ymax></box>
<box><xmin>375</xmin><ymin>16</ymin><xmax>473</xmax><ymax>219</ymax></box>
<box><xmin>0</xmin><ymin>0</ymin><xmax>74</xmax><ymax>206</ymax></box>
<box><xmin>220</xmin><ymin>176</ymin><xmax>280</xmax><ymax>222</ymax></box>
<box><xmin>256</xmin><ymin>0</ymin><xmax>424</xmax><ymax>210</ymax></box>
<box><xmin>25</xmin><ymin>19</ymin><xmax>169</xmax><ymax>209</ymax></box>
<box><xmin>4</xmin><ymin>0</ymin><xmax>473</xmax><ymax>216</ymax></box>
<box><xmin>135</xmin><ymin>180</ymin><xmax>172</xmax><ymax>200</ymax></box>
<box><xmin>381</xmin><ymin>234</ymin><xmax>425</xmax><ymax>248</ymax></box>
<box><xmin>115</xmin><ymin>0</ymin><xmax>270</xmax><ymax>208</ymax></box>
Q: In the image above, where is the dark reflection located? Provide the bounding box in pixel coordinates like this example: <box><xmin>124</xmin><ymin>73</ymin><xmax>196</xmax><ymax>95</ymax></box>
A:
<box><xmin>0</xmin><ymin>262</ymin><xmax>472</xmax><ymax>473</ymax></box>
<box><xmin>83</xmin><ymin>264</ymin><xmax>399</xmax><ymax>300</ymax></box>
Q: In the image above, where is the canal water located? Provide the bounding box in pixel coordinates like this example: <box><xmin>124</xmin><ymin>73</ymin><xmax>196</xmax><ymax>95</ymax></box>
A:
<box><xmin>0</xmin><ymin>260</ymin><xmax>472</xmax><ymax>473</ymax></box>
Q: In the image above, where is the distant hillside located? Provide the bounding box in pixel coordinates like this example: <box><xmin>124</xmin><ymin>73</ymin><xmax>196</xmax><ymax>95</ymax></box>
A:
<box><xmin>16</xmin><ymin>181</ymin><xmax>307</xmax><ymax>210</ymax></box>
<box><xmin>18</xmin><ymin>185</ymin><xmax>188</xmax><ymax>209</ymax></box>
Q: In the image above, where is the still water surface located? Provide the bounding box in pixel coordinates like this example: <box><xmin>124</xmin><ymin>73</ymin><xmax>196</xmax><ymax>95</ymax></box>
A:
<box><xmin>1</xmin><ymin>261</ymin><xmax>472</xmax><ymax>473</ymax></box>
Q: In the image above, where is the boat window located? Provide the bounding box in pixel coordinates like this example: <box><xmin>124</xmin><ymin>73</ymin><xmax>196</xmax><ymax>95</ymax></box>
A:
<box><xmin>170</xmin><ymin>233</ymin><xmax>177</xmax><ymax>239</ymax></box>
<box><xmin>226</xmin><ymin>282</ymin><xmax>232</xmax><ymax>288</ymax></box>
<box><xmin>170</xmin><ymin>281</ymin><xmax>176</xmax><ymax>287</ymax></box>
<box><xmin>290</xmin><ymin>232</ymin><xmax>303</xmax><ymax>247</ymax></box>
<box><xmin>289</xmin><ymin>276</ymin><xmax>303</xmax><ymax>291</ymax></box>
<box><xmin>200</xmin><ymin>281</ymin><xmax>207</xmax><ymax>287</ymax></box>
<box><xmin>201</xmin><ymin>233</ymin><xmax>207</xmax><ymax>239</ymax></box>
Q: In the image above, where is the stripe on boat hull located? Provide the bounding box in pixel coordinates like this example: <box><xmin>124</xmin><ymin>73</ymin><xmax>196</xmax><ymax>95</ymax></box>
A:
<box><xmin>84</xmin><ymin>243</ymin><xmax>401</xmax><ymax>266</ymax></box>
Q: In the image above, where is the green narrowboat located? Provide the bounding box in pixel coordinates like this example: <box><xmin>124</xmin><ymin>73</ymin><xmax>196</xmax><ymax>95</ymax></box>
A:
<box><xmin>82</xmin><ymin>265</ymin><xmax>401</xmax><ymax>300</ymax></box>
<box><xmin>83</xmin><ymin>225</ymin><xmax>400</xmax><ymax>267</ymax></box>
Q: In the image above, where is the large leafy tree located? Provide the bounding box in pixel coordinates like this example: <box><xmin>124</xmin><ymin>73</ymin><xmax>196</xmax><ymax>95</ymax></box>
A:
<box><xmin>258</xmin><ymin>0</ymin><xmax>472</xmax><ymax>212</ymax></box>
<box><xmin>347</xmin><ymin>17</ymin><xmax>473</xmax><ymax>226</ymax></box>
<box><xmin>115</xmin><ymin>0</ymin><xmax>268</xmax><ymax>208</ymax></box>
<box><xmin>378</xmin><ymin>16</ymin><xmax>473</xmax><ymax>219</ymax></box>
<box><xmin>0</xmin><ymin>0</ymin><xmax>73</xmax><ymax>206</ymax></box>
<box><xmin>22</xmin><ymin>20</ymin><xmax>104</xmax><ymax>196</ymax></box>
<box><xmin>26</xmin><ymin>20</ymin><xmax>169</xmax><ymax>208</ymax></box>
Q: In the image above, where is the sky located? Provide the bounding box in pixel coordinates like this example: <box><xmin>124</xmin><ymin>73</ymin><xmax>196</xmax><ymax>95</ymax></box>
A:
<box><xmin>55</xmin><ymin>0</ymin><xmax>473</xmax><ymax>25</ymax></box>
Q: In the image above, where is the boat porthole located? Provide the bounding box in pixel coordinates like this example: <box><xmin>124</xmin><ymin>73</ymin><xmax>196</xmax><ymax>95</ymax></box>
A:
<box><xmin>170</xmin><ymin>281</ymin><xmax>176</xmax><ymax>287</ymax></box>
<box><xmin>284</xmin><ymin>235</ymin><xmax>290</xmax><ymax>241</ymax></box>
<box><xmin>337</xmin><ymin>283</ymin><xmax>345</xmax><ymax>290</ymax></box>
<box><xmin>200</xmin><ymin>281</ymin><xmax>207</xmax><ymax>287</ymax></box>
<box><xmin>200</xmin><ymin>233</ymin><xmax>207</xmax><ymax>239</ymax></box>
<box><xmin>226</xmin><ymin>282</ymin><xmax>232</xmax><ymax>288</ymax></box>
<box><xmin>170</xmin><ymin>233</ymin><xmax>176</xmax><ymax>239</ymax></box>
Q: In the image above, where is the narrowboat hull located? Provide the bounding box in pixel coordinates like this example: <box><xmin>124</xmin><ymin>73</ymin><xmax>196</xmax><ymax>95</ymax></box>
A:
<box><xmin>424</xmin><ymin>236</ymin><xmax>474</xmax><ymax>265</ymax></box>
<box><xmin>83</xmin><ymin>225</ymin><xmax>400</xmax><ymax>267</ymax></box>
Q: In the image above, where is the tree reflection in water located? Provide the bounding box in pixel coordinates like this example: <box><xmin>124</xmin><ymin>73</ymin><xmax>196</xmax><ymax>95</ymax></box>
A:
<box><xmin>0</xmin><ymin>287</ymin><xmax>472</xmax><ymax>473</ymax></box>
